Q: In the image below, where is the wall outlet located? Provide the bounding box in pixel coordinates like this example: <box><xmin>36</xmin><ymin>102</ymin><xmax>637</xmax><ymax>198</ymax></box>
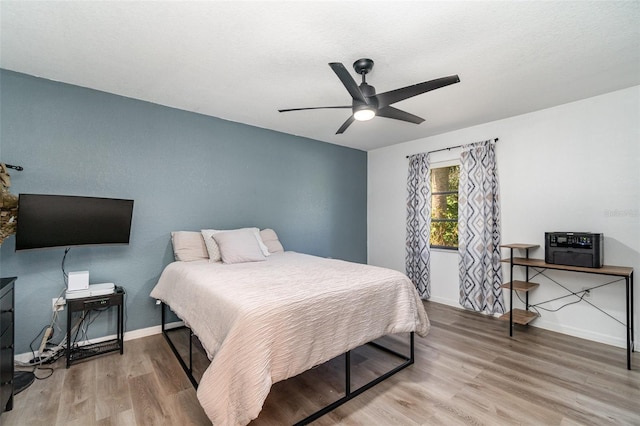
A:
<box><xmin>52</xmin><ymin>297</ymin><xmax>66</xmax><ymax>312</ymax></box>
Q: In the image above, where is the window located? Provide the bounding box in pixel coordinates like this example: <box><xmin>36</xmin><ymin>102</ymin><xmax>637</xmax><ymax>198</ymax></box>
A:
<box><xmin>430</xmin><ymin>164</ymin><xmax>459</xmax><ymax>249</ymax></box>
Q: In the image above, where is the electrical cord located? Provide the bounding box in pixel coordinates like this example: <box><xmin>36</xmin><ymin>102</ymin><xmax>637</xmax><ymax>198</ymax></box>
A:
<box><xmin>33</xmin><ymin>366</ymin><xmax>55</xmax><ymax>380</ymax></box>
<box><xmin>61</xmin><ymin>247</ymin><xmax>71</xmax><ymax>286</ymax></box>
<box><xmin>72</xmin><ymin>309</ymin><xmax>106</xmax><ymax>348</ymax></box>
<box><xmin>18</xmin><ymin>249</ymin><xmax>123</xmax><ymax>375</ymax></box>
<box><xmin>19</xmin><ymin>246</ymin><xmax>73</xmax><ymax>369</ymax></box>
<box><xmin>510</xmin><ymin>269</ymin><xmax>626</xmax><ymax>326</ymax></box>
<box><xmin>15</xmin><ymin>325</ymin><xmax>63</xmax><ymax>378</ymax></box>
<box><xmin>16</xmin><ymin>333</ymin><xmax>67</xmax><ymax>368</ymax></box>
<box><xmin>70</xmin><ymin>311</ymin><xmax>87</xmax><ymax>350</ymax></box>
<box><xmin>15</xmin><ymin>299</ymin><xmax>86</xmax><ymax>369</ymax></box>
<box><xmin>514</xmin><ymin>290</ymin><xmax>587</xmax><ymax>315</ymax></box>
<box><xmin>28</xmin><ymin>325</ymin><xmax>50</xmax><ymax>360</ymax></box>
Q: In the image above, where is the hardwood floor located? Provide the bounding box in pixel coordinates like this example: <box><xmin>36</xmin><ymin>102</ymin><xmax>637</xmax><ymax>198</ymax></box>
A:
<box><xmin>2</xmin><ymin>301</ymin><xmax>638</xmax><ymax>425</ymax></box>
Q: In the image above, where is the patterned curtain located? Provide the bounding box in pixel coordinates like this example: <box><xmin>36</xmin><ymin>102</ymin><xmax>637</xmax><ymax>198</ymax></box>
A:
<box><xmin>406</xmin><ymin>153</ymin><xmax>431</xmax><ymax>299</ymax></box>
<box><xmin>458</xmin><ymin>140</ymin><xmax>504</xmax><ymax>314</ymax></box>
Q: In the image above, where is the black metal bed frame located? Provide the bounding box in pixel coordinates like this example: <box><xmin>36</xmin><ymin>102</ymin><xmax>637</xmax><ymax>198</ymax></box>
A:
<box><xmin>160</xmin><ymin>302</ymin><xmax>415</xmax><ymax>425</ymax></box>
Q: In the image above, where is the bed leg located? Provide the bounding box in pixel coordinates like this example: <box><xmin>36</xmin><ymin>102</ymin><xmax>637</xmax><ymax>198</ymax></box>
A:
<box><xmin>159</xmin><ymin>302</ymin><xmax>199</xmax><ymax>389</ymax></box>
<box><xmin>345</xmin><ymin>351</ymin><xmax>351</xmax><ymax>397</ymax></box>
<box><xmin>189</xmin><ymin>330</ymin><xmax>194</xmax><ymax>373</ymax></box>
<box><xmin>410</xmin><ymin>331</ymin><xmax>415</xmax><ymax>363</ymax></box>
<box><xmin>161</xmin><ymin>301</ymin><xmax>166</xmax><ymax>331</ymax></box>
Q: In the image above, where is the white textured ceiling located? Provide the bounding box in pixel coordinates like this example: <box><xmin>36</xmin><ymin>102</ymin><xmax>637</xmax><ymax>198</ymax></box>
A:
<box><xmin>1</xmin><ymin>1</ymin><xmax>639</xmax><ymax>151</ymax></box>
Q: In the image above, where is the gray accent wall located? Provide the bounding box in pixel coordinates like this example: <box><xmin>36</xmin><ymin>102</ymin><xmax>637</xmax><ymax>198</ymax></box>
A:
<box><xmin>0</xmin><ymin>70</ymin><xmax>367</xmax><ymax>353</ymax></box>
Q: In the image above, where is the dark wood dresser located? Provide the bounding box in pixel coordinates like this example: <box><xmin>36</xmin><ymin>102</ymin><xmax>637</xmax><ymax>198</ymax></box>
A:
<box><xmin>1</xmin><ymin>277</ymin><xmax>16</xmax><ymax>413</ymax></box>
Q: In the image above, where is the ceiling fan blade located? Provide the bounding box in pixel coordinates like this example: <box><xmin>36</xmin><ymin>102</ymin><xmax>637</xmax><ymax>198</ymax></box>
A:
<box><xmin>278</xmin><ymin>106</ymin><xmax>351</xmax><ymax>113</ymax></box>
<box><xmin>336</xmin><ymin>115</ymin><xmax>355</xmax><ymax>134</ymax></box>
<box><xmin>329</xmin><ymin>62</ymin><xmax>367</xmax><ymax>103</ymax></box>
<box><xmin>374</xmin><ymin>75</ymin><xmax>460</xmax><ymax>108</ymax></box>
<box><xmin>376</xmin><ymin>106</ymin><xmax>425</xmax><ymax>124</ymax></box>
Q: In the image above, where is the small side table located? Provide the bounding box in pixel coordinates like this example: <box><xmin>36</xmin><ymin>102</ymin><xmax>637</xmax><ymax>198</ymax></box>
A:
<box><xmin>66</xmin><ymin>286</ymin><xmax>125</xmax><ymax>368</ymax></box>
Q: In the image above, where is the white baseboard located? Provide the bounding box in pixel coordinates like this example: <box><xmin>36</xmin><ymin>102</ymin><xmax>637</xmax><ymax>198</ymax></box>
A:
<box><xmin>15</xmin><ymin>321</ymin><xmax>183</xmax><ymax>363</ymax></box>
<box><xmin>16</xmin><ymin>313</ymin><xmax>638</xmax><ymax>363</ymax></box>
<box><xmin>425</xmin><ymin>296</ymin><xmax>637</xmax><ymax>351</ymax></box>
<box><xmin>428</xmin><ymin>296</ymin><xmax>460</xmax><ymax>308</ymax></box>
<box><xmin>531</xmin><ymin>318</ymin><xmax>628</xmax><ymax>350</ymax></box>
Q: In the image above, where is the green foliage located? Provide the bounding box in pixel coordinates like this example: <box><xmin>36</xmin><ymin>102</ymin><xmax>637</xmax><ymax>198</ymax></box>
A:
<box><xmin>430</xmin><ymin>220</ymin><xmax>458</xmax><ymax>248</ymax></box>
<box><xmin>430</xmin><ymin>166</ymin><xmax>459</xmax><ymax>248</ymax></box>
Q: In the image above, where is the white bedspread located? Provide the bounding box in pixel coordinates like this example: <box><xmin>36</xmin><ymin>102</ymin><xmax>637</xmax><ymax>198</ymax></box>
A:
<box><xmin>150</xmin><ymin>252</ymin><xmax>429</xmax><ymax>426</ymax></box>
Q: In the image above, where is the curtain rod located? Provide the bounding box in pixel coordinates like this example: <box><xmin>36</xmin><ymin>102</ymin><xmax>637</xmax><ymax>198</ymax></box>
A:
<box><xmin>405</xmin><ymin>138</ymin><xmax>499</xmax><ymax>158</ymax></box>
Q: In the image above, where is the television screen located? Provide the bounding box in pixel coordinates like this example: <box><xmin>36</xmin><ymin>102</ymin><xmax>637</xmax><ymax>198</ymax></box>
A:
<box><xmin>15</xmin><ymin>194</ymin><xmax>134</xmax><ymax>251</ymax></box>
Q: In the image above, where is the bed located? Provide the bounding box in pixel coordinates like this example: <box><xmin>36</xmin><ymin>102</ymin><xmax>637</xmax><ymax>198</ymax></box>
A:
<box><xmin>150</xmin><ymin>229</ymin><xmax>430</xmax><ymax>425</ymax></box>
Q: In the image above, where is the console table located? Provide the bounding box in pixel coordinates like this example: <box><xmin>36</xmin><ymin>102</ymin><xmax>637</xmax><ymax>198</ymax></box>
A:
<box><xmin>500</xmin><ymin>245</ymin><xmax>634</xmax><ymax>370</ymax></box>
<box><xmin>66</xmin><ymin>287</ymin><xmax>125</xmax><ymax>368</ymax></box>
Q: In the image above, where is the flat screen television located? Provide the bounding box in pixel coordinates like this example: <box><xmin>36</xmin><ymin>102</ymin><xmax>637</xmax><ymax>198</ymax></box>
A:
<box><xmin>15</xmin><ymin>194</ymin><xmax>134</xmax><ymax>251</ymax></box>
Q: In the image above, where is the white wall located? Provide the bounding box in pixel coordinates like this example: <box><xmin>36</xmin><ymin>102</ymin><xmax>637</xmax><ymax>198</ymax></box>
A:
<box><xmin>368</xmin><ymin>86</ymin><xmax>640</xmax><ymax>349</ymax></box>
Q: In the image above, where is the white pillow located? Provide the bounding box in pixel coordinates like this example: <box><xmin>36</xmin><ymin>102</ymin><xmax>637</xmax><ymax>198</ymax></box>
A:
<box><xmin>201</xmin><ymin>229</ymin><xmax>223</xmax><ymax>262</ymax></box>
<box><xmin>213</xmin><ymin>230</ymin><xmax>266</xmax><ymax>264</ymax></box>
<box><xmin>171</xmin><ymin>231</ymin><xmax>209</xmax><ymax>262</ymax></box>
<box><xmin>201</xmin><ymin>227</ymin><xmax>269</xmax><ymax>262</ymax></box>
<box><xmin>260</xmin><ymin>228</ymin><xmax>284</xmax><ymax>253</ymax></box>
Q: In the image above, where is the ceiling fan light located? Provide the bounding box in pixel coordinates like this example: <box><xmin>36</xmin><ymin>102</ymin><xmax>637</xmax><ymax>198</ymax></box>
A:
<box><xmin>353</xmin><ymin>107</ymin><xmax>376</xmax><ymax>121</ymax></box>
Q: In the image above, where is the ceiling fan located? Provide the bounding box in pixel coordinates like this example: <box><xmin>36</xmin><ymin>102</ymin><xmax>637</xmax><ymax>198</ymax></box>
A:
<box><xmin>278</xmin><ymin>58</ymin><xmax>460</xmax><ymax>134</ymax></box>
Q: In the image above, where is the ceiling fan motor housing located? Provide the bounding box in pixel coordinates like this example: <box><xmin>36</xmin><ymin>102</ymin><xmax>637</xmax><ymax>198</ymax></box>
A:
<box><xmin>354</xmin><ymin>83</ymin><xmax>378</xmax><ymax>108</ymax></box>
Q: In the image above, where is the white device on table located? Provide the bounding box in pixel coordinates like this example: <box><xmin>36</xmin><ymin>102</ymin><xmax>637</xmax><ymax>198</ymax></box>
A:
<box><xmin>65</xmin><ymin>282</ymin><xmax>115</xmax><ymax>299</ymax></box>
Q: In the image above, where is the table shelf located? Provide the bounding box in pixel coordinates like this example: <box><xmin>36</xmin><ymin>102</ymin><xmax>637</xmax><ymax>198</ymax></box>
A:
<box><xmin>499</xmin><ymin>308</ymin><xmax>538</xmax><ymax>325</ymax></box>
<box><xmin>500</xmin><ymin>280</ymin><xmax>539</xmax><ymax>292</ymax></box>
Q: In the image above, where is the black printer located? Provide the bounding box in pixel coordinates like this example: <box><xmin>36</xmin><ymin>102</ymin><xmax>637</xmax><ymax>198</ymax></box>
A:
<box><xmin>545</xmin><ymin>232</ymin><xmax>603</xmax><ymax>268</ymax></box>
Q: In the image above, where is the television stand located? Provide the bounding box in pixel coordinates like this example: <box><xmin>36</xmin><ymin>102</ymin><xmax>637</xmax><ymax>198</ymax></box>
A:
<box><xmin>66</xmin><ymin>286</ymin><xmax>125</xmax><ymax>368</ymax></box>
